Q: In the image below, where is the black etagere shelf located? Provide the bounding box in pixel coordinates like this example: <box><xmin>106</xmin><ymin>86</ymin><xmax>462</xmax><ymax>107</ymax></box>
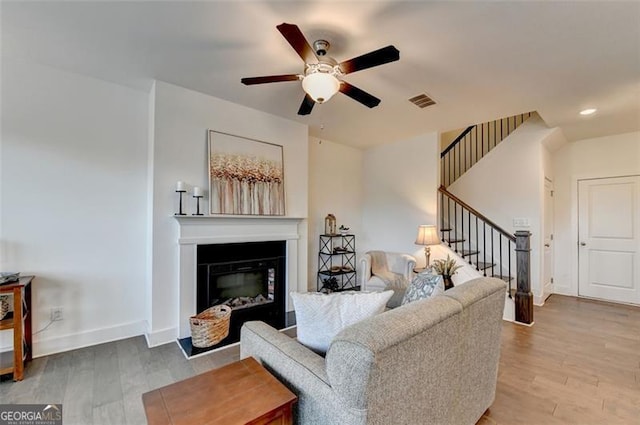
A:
<box><xmin>317</xmin><ymin>234</ymin><xmax>357</xmax><ymax>292</ymax></box>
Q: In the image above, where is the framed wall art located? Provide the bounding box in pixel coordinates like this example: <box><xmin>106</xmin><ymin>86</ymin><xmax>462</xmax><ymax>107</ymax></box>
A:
<box><xmin>208</xmin><ymin>130</ymin><xmax>285</xmax><ymax>215</ymax></box>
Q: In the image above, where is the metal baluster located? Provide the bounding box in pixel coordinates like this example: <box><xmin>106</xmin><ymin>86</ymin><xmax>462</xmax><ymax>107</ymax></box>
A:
<box><xmin>457</xmin><ymin>143</ymin><xmax>460</xmax><ymax>183</ymax></box>
<box><xmin>468</xmin><ymin>209</ymin><xmax>472</xmax><ymax>264</ymax></box>
<box><xmin>461</xmin><ymin>205</ymin><xmax>465</xmax><ymax>257</ymax></box>
<box><xmin>481</xmin><ymin>122</ymin><xmax>484</xmax><ymax>162</ymax></box>
<box><xmin>466</xmin><ymin>133</ymin><xmax>469</xmax><ymax>173</ymax></box>
<box><xmin>483</xmin><ymin>123</ymin><xmax>486</xmax><ymax>156</ymax></box>
<box><xmin>476</xmin><ymin>124</ymin><xmax>479</xmax><ymax>165</ymax></box>
<box><xmin>475</xmin><ymin>216</ymin><xmax>479</xmax><ymax>271</ymax></box>
<box><xmin>483</xmin><ymin>222</ymin><xmax>487</xmax><ymax>276</ymax></box>
<box><xmin>448</xmin><ymin>152</ymin><xmax>452</xmax><ymax>186</ymax></box>
<box><xmin>494</xmin><ymin>120</ymin><xmax>498</xmax><ymax>148</ymax></box>
<box><xmin>499</xmin><ymin>235</ymin><xmax>503</xmax><ymax>280</ymax></box>
<box><xmin>440</xmin><ymin>192</ymin><xmax>444</xmax><ymax>241</ymax></box>
<box><xmin>491</xmin><ymin>229</ymin><xmax>495</xmax><ymax>277</ymax></box>
<box><xmin>454</xmin><ymin>201</ymin><xmax>458</xmax><ymax>252</ymax></box>
<box><xmin>508</xmin><ymin>240</ymin><xmax>512</xmax><ymax>297</ymax></box>
<box><xmin>464</xmin><ymin>134</ymin><xmax>467</xmax><ymax>174</ymax></box>
<box><xmin>448</xmin><ymin>195</ymin><xmax>451</xmax><ymax>240</ymax></box>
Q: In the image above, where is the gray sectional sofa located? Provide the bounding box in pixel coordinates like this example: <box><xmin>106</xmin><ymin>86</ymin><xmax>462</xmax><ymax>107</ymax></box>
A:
<box><xmin>240</xmin><ymin>277</ymin><xmax>506</xmax><ymax>425</ymax></box>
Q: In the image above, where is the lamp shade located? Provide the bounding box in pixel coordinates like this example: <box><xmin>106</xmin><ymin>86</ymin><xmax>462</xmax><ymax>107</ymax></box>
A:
<box><xmin>415</xmin><ymin>225</ymin><xmax>439</xmax><ymax>246</ymax></box>
<box><xmin>302</xmin><ymin>72</ymin><xmax>340</xmax><ymax>103</ymax></box>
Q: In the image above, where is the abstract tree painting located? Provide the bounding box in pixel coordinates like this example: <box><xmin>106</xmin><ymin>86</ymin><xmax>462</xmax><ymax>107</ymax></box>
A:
<box><xmin>208</xmin><ymin>131</ymin><xmax>285</xmax><ymax>215</ymax></box>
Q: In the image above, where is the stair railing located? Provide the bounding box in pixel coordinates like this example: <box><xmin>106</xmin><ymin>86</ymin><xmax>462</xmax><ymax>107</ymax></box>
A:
<box><xmin>441</xmin><ymin>112</ymin><xmax>533</xmax><ymax>187</ymax></box>
<box><xmin>439</xmin><ymin>185</ymin><xmax>533</xmax><ymax>324</ymax></box>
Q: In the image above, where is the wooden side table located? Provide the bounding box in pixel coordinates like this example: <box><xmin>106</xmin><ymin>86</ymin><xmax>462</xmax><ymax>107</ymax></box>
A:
<box><xmin>0</xmin><ymin>276</ymin><xmax>34</xmax><ymax>381</ymax></box>
<box><xmin>142</xmin><ymin>356</ymin><xmax>296</xmax><ymax>425</ymax></box>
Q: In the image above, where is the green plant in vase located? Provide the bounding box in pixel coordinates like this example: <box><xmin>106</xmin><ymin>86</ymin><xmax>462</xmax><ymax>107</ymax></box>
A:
<box><xmin>431</xmin><ymin>254</ymin><xmax>462</xmax><ymax>290</ymax></box>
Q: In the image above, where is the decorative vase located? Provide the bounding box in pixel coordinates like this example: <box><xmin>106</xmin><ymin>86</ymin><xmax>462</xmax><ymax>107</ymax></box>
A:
<box><xmin>442</xmin><ymin>275</ymin><xmax>454</xmax><ymax>290</ymax></box>
<box><xmin>324</xmin><ymin>214</ymin><xmax>337</xmax><ymax>235</ymax></box>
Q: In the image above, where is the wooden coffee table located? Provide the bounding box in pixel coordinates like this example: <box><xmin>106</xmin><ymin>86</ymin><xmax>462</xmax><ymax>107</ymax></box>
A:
<box><xmin>142</xmin><ymin>356</ymin><xmax>296</xmax><ymax>425</ymax></box>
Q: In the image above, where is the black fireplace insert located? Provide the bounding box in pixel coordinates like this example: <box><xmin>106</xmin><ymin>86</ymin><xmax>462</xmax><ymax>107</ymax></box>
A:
<box><xmin>192</xmin><ymin>240</ymin><xmax>286</xmax><ymax>352</ymax></box>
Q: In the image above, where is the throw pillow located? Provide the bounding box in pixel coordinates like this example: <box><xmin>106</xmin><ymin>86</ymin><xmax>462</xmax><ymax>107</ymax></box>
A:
<box><xmin>401</xmin><ymin>271</ymin><xmax>444</xmax><ymax>305</ymax></box>
<box><xmin>291</xmin><ymin>290</ymin><xmax>394</xmax><ymax>354</ymax></box>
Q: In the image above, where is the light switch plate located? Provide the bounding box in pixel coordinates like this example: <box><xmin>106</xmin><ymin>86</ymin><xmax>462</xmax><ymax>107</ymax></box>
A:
<box><xmin>513</xmin><ymin>218</ymin><xmax>530</xmax><ymax>227</ymax></box>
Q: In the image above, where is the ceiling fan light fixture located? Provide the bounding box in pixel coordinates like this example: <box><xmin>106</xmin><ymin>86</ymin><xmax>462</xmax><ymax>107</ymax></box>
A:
<box><xmin>302</xmin><ymin>72</ymin><xmax>340</xmax><ymax>104</ymax></box>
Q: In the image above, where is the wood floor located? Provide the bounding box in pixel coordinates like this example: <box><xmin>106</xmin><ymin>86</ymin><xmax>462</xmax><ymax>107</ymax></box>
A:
<box><xmin>1</xmin><ymin>294</ymin><xmax>638</xmax><ymax>425</ymax></box>
<box><xmin>481</xmin><ymin>295</ymin><xmax>640</xmax><ymax>425</ymax></box>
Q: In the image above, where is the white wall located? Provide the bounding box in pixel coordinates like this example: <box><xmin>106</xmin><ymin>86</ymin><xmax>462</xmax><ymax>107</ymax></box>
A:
<box><xmin>308</xmin><ymin>137</ymin><xmax>363</xmax><ymax>290</ymax></box>
<box><xmin>361</xmin><ymin>132</ymin><xmax>440</xmax><ymax>264</ymax></box>
<box><xmin>448</xmin><ymin>116</ymin><xmax>563</xmax><ymax>303</ymax></box>
<box><xmin>1</xmin><ymin>60</ymin><xmax>149</xmax><ymax>356</ymax></box>
<box><xmin>552</xmin><ymin>131</ymin><xmax>640</xmax><ymax>296</ymax></box>
<box><xmin>147</xmin><ymin>81</ymin><xmax>308</xmax><ymax>345</ymax></box>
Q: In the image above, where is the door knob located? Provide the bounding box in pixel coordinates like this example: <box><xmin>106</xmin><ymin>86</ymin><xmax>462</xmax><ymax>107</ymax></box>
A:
<box><xmin>580</xmin><ymin>242</ymin><xmax>586</xmax><ymax>246</ymax></box>
<box><xmin>544</xmin><ymin>244</ymin><xmax>550</xmax><ymax>247</ymax></box>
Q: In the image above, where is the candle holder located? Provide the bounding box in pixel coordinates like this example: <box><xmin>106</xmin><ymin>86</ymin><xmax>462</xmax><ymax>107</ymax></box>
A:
<box><xmin>192</xmin><ymin>195</ymin><xmax>204</xmax><ymax>216</ymax></box>
<box><xmin>175</xmin><ymin>190</ymin><xmax>187</xmax><ymax>215</ymax></box>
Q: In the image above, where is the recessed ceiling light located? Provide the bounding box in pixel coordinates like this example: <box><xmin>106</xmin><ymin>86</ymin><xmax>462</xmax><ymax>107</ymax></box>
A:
<box><xmin>580</xmin><ymin>108</ymin><xmax>597</xmax><ymax>116</ymax></box>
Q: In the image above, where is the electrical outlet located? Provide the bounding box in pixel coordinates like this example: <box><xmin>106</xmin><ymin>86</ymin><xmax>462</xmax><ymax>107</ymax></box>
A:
<box><xmin>51</xmin><ymin>308</ymin><xmax>63</xmax><ymax>322</ymax></box>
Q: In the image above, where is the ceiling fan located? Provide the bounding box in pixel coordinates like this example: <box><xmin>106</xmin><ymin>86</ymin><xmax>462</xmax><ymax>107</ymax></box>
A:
<box><xmin>241</xmin><ymin>23</ymin><xmax>400</xmax><ymax>115</ymax></box>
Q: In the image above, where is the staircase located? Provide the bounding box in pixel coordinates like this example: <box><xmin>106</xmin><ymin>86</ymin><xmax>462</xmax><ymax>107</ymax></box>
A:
<box><xmin>439</xmin><ymin>113</ymin><xmax>534</xmax><ymax>324</ymax></box>
<box><xmin>441</xmin><ymin>112</ymin><xmax>532</xmax><ymax>187</ymax></box>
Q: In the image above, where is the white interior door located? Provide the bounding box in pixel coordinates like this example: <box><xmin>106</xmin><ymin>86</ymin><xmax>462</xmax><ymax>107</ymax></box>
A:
<box><xmin>578</xmin><ymin>176</ymin><xmax>640</xmax><ymax>304</ymax></box>
<box><xmin>542</xmin><ymin>179</ymin><xmax>554</xmax><ymax>302</ymax></box>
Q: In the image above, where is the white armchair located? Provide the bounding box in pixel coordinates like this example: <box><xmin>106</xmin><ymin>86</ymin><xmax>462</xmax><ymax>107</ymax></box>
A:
<box><xmin>359</xmin><ymin>251</ymin><xmax>416</xmax><ymax>292</ymax></box>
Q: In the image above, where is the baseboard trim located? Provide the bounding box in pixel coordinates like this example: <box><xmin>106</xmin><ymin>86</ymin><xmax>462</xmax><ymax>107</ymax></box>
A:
<box><xmin>144</xmin><ymin>326</ymin><xmax>178</xmax><ymax>348</ymax></box>
<box><xmin>512</xmin><ymin>320</ymin><xmax>535</xmax><ymax>327</ymax></box>
<box><xmin>33</xmin><ymin>320</ymin><xmax>147</xmax><ymax>358</ymax></box>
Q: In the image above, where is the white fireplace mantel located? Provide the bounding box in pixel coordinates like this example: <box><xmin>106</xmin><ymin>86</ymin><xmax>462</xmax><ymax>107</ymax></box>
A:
<box><xmin>174</xmin><ymin>215</ymin><xmax>306</xmax><ymax>338</ymax></box>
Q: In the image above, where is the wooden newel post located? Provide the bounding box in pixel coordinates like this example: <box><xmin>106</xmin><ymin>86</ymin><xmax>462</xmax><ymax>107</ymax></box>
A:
<box><xmin>515</xmin><ymin>231</ymin><xmax>533</xmax><ymax>324</ymax></box>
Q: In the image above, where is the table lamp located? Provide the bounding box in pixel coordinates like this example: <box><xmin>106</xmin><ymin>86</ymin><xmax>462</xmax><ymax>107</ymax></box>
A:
<box><xmin>415</xmin><ymin>225</ymin><xmax>440</xmax><ymax>267</ymax></box>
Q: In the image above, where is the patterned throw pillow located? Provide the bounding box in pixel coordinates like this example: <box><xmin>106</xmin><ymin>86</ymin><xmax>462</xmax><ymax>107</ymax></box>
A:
<box><xmin>401</xmin><ymin>271</ymin><xmax>445</xmax><ymax>305</ymax></box>
<box><xmin>291</xmin><ymin>290</ymin><xmax>394</xmax><ymax>354</ymax></box>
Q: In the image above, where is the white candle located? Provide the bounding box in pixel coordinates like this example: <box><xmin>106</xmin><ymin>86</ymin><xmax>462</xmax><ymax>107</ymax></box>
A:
<box><xmin>193</xmin><ymin>186</ymin><xmax>203</xmax><ymax>197</ymax></box>
<box><xmin>176</xmin><ymin>181</ymin><xmax>185</xmax><ymax>191</ymax></box>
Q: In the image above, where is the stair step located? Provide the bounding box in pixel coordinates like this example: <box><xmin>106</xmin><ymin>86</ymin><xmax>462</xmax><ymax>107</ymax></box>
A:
<box><xmin>460</xmin><ymin>249</ymin><xmax>479</xmax><ymax>257</ymax></box>
<box><xmin>440</xmin><ymin>228</ymin><xmax>452</xmax><ymax>232</ymax></box>
<box><xmin>476</xmin><ymin>261</ymin><xmax>494</xmax><ymax>270</ymax></box>
<box><xmin>446</xmin><ymin>238</ymin><xmax>465</xmax><ymax>244</ymax></box>
<box><xmin>496</xmin><ymin>275</ymin><xmax>514</xmax><ymax>283</ymax></box>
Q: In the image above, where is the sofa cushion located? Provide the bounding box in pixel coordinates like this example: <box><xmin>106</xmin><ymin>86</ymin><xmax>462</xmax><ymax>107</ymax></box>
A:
<box><xmin>402</xmin><ymin>271</ymin><xmax>444</xmax><ymax>305</ymax></box>
<box><xmin>290</xmin><ymin>290</ymin><xmax>393</xmax><ymax>354</ymax></box>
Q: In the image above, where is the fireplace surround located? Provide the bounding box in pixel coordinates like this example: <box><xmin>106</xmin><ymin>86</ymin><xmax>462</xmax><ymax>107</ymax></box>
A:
<box><xmin>174</xmin><ymin>215</ymin><xmax>305</xmax><ymax>356</ymax></box>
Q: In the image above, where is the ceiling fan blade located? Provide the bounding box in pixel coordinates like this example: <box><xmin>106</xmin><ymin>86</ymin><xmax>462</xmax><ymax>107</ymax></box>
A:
<box><xmin>338</xmin><ymin>45</ymin><xmax>400</xmax><ymax>75</ymax></box>
<box><xmin>241</xmin><ymin>74</ymin><xmax>300</xmax><ymax>85</ymax></box>
<box><xmin>277</xmin><ymin>23</ymin><xmax>318</xmax><ymax>64</ymax></box>
<box><xmin>297</xmin><ymin>94</ymin><xmax>315</xmax><ymax>115</ymax></box>
<box><xmin>339</xmin><ymin>82</ymin><xmax>381</xmax><ymax>108</ymax></box>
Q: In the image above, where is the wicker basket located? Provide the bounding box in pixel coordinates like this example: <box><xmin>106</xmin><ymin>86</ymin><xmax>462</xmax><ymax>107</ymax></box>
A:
<box><xmin>189</xmin><ymin>304</ymin><xmax>232</xmax><ymax>348</ymax></box>
<box><xmin>0</xmin><ymin>296</ymin><xmax>9</xmax><ymax>321</ymax></box>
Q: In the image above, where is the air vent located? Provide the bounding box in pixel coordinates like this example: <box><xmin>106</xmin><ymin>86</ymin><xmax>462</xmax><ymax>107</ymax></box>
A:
<box><xmin>409</xmin><ymin>93</ymin><xmax>436</xmax><ymax>108</ymax></box>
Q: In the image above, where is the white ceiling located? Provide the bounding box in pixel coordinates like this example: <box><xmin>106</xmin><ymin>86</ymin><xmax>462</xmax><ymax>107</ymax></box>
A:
<box><xmin>2</xmin><ymin>1</ymin><xmax>639</xmax><ymax>148</ymax></box>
